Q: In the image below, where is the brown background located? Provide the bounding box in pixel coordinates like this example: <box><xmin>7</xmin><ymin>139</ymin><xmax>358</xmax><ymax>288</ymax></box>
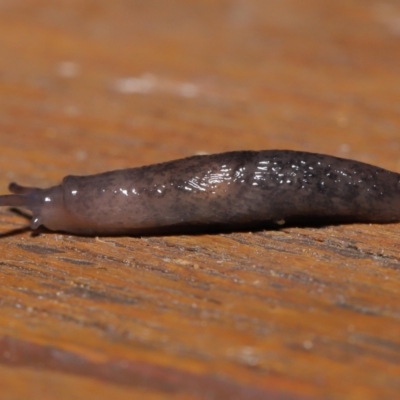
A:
<box><xmin>0</xmin><ymin>1</ymin><xmax>400</xmax><ymax>399</ymax></box>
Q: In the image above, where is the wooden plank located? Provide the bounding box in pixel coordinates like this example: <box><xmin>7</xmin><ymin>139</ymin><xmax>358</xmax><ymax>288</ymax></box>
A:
<box><xmin>0</xmin><ymin>1</ymin><xmax>399</xmax><ymax>399</ymax></box>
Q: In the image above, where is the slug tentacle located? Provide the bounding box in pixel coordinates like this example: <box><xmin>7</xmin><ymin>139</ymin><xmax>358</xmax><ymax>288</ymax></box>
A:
<box><xmin>8</xmin><ymin>182</ymin><xmax>43</xmax><ymax>195</ymax></box>
<box><xmin>0</xmin><ymin>183</ymin><xmax>47</xmax><ymax>230</ymax></box>
<box><xmin>1</xmin><ymin>150</ymin><xmax>400</xmax><ymax>235</ymax></box>
<box><xmin>0</xmin><ymin>193</ymin><xmax>31</xmax><ymax>208</ymax></box>
<box><xmin>0</xmin><ymin>182</ymin><xmax>45</xmax><ymax>212</ymax></box>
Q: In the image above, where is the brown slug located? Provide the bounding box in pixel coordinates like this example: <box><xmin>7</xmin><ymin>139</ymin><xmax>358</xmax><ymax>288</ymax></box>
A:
<box><xmin>0</xmin><ymin>150</ymin><xmax>399</xmax><ymax>235</ymax></box>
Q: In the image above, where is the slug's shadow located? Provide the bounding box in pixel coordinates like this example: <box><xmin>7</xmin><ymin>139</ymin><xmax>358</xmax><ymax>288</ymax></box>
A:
<box><xmin>107</xmin><ymin>213</ymin><xmax>399</xmax><ymax>237</ymax></box>
<box><xmin>122</xmin><ymin>216</ymin><xmax>382</xmax><ymax>238</ymax></box>
<box><xmin>0</xmin><ymin>226</ymin><xmax>32</xmax><ymax>239</ymax></box>
<box><xmin>0</xmin><ymin>208</ymin><xmax>32</xmax><ymax>238</ymax></box>
<box><xmin>55</xmin><ymin>217</ymin><xmax>396</xmax><ymax>238</ymax></box>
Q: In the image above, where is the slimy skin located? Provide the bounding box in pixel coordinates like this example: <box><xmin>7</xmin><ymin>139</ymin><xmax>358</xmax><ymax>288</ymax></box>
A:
<box><xmin>1</xmin><ymin>150</ymin><xmax>400</xmax><ymax>235</ymax></box>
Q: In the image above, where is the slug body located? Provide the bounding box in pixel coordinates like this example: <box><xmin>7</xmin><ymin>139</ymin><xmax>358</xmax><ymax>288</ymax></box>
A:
<box><xmin>1</xmin><ymin>150</ymin><xmax>400</xmax><ymax>235</ymax></box>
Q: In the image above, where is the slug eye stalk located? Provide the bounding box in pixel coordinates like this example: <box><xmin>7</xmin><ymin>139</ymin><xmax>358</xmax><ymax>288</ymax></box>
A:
<box><xmin>0</xmin><ymin>183</ymin><xmax>43</xmax><ymax>211</ymax></box>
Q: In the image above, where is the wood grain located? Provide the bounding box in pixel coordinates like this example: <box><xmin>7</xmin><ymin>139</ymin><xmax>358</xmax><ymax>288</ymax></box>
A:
<box><xmin>0</xmin><ymin>1</ymin><xmax>400</xmax><ymax>399</ymax></box>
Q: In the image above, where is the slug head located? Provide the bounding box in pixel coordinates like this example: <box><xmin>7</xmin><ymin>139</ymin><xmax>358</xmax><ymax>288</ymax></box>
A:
<box><xmin>0</xmin><ymin>182</ymin><xmax>68</xmax><ymax>231</ymax></box>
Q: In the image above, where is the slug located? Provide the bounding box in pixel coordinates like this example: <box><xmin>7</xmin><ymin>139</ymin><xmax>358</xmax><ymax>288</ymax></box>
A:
<box><xmin>0</xmin><ymin>150</ymin><xmax>399</xmax><ymax>235</ymax></box>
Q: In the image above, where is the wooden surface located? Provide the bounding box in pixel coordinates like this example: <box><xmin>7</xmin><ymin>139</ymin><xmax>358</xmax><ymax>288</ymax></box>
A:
<box><xmin>0</xmin><ymin>1</ymin><xmax>400</xmax><ymax>399</ymax></box>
